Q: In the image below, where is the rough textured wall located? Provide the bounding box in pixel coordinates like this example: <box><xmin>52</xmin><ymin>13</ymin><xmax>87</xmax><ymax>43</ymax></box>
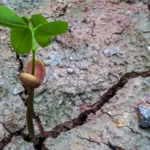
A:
<box><xmin>0</xmin><ymin>0</ymin><xmax>150</xmax><ymax>149</ymax></box>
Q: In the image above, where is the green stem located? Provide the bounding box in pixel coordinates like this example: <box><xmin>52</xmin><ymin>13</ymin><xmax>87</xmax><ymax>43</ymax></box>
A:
<box><xmin>32</xmin><ymin>49</ymin><xmax>35</xmax><ymax>75</ymax></box>
<box><xmin>26</xmin><ymin>88</ymin><xmax>35</xmax><ymax>140</ymax></box>
<box><xmin>31</xmin><ymin>30</ymin><xmax>35</xmax><ymax>75</ymax></box>
<box><xmin>26</xmin><ymin>25</ymin><xmax>36</xmax><ymax>140</ymax></box>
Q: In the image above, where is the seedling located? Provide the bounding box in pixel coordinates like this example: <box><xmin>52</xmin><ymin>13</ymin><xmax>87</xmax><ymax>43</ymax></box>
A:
<box><xmin>0</xmin><ymin>5</ymin><xmax>68</xmax><ymax>141</ymax></box>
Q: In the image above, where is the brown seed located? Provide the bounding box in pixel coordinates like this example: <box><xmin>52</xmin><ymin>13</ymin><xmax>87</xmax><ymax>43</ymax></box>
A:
<box><xmin>26</xmin><ymin>59</ymin><xmax>46</xmax><ymax>82</ymax></box>
<box><xmin>20</xmin><ymin>73</ymin><xmax>41</xmax><ymax>88</ymax></box>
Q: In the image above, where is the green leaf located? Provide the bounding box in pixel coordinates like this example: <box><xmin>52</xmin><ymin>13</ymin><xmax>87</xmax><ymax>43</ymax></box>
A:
<box><xmin>31</xmin><ymin>14</ymin><xmax>48</xmax><ymax>28</ymax></box>
<box><xmin>11</xmin><ymin>28</ymin><xmax>32</xmax><ymax>54</ymax></box>
<box><xmin>22</xmin><ymin>17</ymin><xmax>29</xmax><ymax>25</ymax></box>
<box><xmin>0</xmin><ymin>5</ymin><xmax>28</xmax><ymax>29</ymax></box>
<box><xmin>31</xmin><ymin>14</ymin><xmax>51</xmax><ymax>47</ymax></box>
<box><xmin>35</xmin><ymin>35</ymin><xmax>51</xmax><ymax>47</ymax></box>
<box><xmin>35</xmin><ymin>21</ymin><xmax>68</xmax><ymax>36</ymax></box>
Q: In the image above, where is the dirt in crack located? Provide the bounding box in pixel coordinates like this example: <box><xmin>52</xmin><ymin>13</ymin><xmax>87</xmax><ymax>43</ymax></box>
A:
<box><xmin>0</xmin><ymin>126</ymin><xmax>26</xmax><ymax>150</ymax></box>
<box><xmin>43</xmin><ymin>70</ymin><xmax>150</xmax><ymax>139</ymax></box>
<box><xmin>1</xmin><ymin>68</ymin><xmax>150</xmax><ymax>149</ymax></box>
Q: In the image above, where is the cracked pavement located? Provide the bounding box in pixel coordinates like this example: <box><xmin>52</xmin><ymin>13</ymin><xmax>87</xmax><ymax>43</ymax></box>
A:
<box><xmin>44</xmin><ymin>77</ymin><xmax>150</xmax><ymax>150</ymax></box>
<box><xmin>1</xmin><ymin>0</ymin><xmax>150</xmax><ymax>149</ymax></box>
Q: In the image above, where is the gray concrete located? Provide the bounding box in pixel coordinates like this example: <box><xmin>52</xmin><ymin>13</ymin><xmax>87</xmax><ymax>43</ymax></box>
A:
<box><xmin>0</xmin><ymin>0</ymin><xmax>150</xmax><ymax>149</ymax></box>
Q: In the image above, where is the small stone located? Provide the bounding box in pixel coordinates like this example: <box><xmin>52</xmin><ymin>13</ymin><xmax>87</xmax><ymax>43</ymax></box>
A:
<box><xmin>103</xmin><ymin>49</ymin><xmax>114</xmax><ymax>57</ymax></box>
<box><xmin>34</xmin><ymin>97</ymin><xmax>41</xmax><ymax>103</ymax></box>
<box><xmin>67</xmin><ymin>68</ymin><xmax>74</xmax><ymax>74</ymax></box>
<box><xmin>82</xmin><ymin>18</ymin><xmax>91</xmax><ymax>24</ymax></box>
<box><xmin>104</xmin><ymin>39</ymin><xmax>110</xmax><ymax>45</ymax></box>
<box><xmin>13</xmin><ymin>83</ymin><xmax>24</xmax><ymax>95</ymax></box>
<box><xmin>147</xmin><ymin>46</ymin><xmax>150</xmax><ymax>52</ymax></box>
<box><xmin>69</xmin><ymin>56</ymin><xmax>73</xmax><ymax>61</ymax></box>
<box><xmin>116</xmin><ymin>18</ymin><xmax>121</xmax><ymax>23</ymax></box>
<box><xmin>124</xmin><ymin>10</ymin><xmax>132</xmax><ymax>16</ymax></box>
<box><xmin>138</xmin><ymin>104</ymin><xmax>150</xmax><ymax>128</ymax></box>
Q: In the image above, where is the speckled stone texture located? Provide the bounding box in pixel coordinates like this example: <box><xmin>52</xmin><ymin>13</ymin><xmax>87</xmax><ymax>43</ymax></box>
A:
<box><xmin>0</xmin><ymin>0</ymin><xmax>150</xmax><ymax>149</ymax></box>
<box><xmin>45</xmin><ymin>77</ymin><xmax>150</xmax><ymax>150</ymax></box>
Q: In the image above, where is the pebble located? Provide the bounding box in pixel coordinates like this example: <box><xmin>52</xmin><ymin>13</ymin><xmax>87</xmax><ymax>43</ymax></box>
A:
<box><xmin>34</xmin><ymin>97</ymin><xmax>42</xmax><ymax>103</ymax></box>
<box><xmin>82</xmin><ymin>18</ymin><xmax>91</xmax><ymax>24</ymax></box>
<box><xmin>103</xmin><ymin>49</ymin><xmax>114</xmax><ymax>57</ymax></box>
<box><xmin>124</xmin><ymin>10</ymin><xmax>132</xmax><ymax>16</ymax></box>
<box><xmin>104</xmin><ymin>39</ymin><xmax>110</xmax><ymax>45</ymax></box>
<box><xmin>69</xmin><ymin>56</ymin><xmax>73</xmax><ymax>61</ymax></box>
<box><xmin>138</xmin><ymin>104</ymin><xmax>150</xmax><ymax>128</ymax></box>
<box><xmin>147</xmin><ymin>46</ymin><xmax>150</xmax><ymax>52</ymax></box>
<box><xmin>116</xmin><ymin>18</ymin><xmax>121</xmax><ymax>23</ymax></box>
<box><xmin>13</xmin><ymin>83</ymin><xmax>24</xmax><ymax>95</ymax></box>
<box><xmin>67</xmin><ymin>68</ymin><xmax>74</xmax><ymax>74</ymax></box>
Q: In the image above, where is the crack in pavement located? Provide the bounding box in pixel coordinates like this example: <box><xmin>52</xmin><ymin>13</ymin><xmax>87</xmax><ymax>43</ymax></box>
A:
<box><xmin>77</xmin><ymin>136</ymin><xmax>100</xmax><ymax>145</ymax></box>
<box><xmin>77</xmin><ymin>136</ymin><xmax>125</xmax><ymax>150</ymax></box>
<box><xmin>100</xmin><ymin>109</ymin><xmax>116</xmax><ymax>122</ymax></box>
<box><xmin>126</xmin><ymin>125</ymin><xmax>142</xmax><ymax>137</ymax></box>
<box><xmin>0</xmin><ymin>125</ymin><xmax>26</xmax><ymax>150</ymax></box>
<box><xmin>16</xmin><ymin>54</ymin><xmax>23</xmax><ymax>73</ymax></box>
<box><xmin>106</xmin><ymin>141</ymin><xmax>126</xmax><ymax>150</ymax></box>
<box><xmin>43</xmin><ymin>70</ymin><xmax>150</xmax><ymax>141</ymax></box>
<box><xmin>0</xmin><ymin>1</ymin><xmax>149</xmax><ymax>149</ymax></box>
<box><xmin>2</xmin><ymin>54</ymin><xmax>150</xmax><ymax>149</ymax></box>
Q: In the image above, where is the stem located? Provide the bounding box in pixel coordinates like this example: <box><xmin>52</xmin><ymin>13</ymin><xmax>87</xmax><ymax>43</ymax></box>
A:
<box><xmin>32</xmin><ymin>50</ymin><xmax>35</xmax><ymax>75</ymax></box>
<box><xmin>26</xmin><ymin>24</ymin><xmax>36</xmax><ymax>140</ymax></box>
<box><xmin>31</xmin><ymin>30</ymin><xmax>35</xmax><ymax>75</ymax></box>
<box><xmin>26</xmin><ymin>88</ymin><xmax>35</xmax><ymax>140</ymax></box>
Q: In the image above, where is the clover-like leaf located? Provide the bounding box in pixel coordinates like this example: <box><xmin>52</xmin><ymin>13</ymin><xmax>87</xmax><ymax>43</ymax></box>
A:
<box><xmin>22</xmin><ymin>17</ymin><xmax>29</xmax><ymax>25</ymax></box>
<box><xmin>31</xmin><ymin>14</ymin><xmax>51</xmax><ymax>47</ymax></box>
<box><xmin>35</xmin><ymin>35</ymin><xmax>52</xmax><ymax>47</ymax></box>
<box><xmin>35</xmin><ymin>21</ymin><xmax>68</xmax><ymax>36</ymax></box>
<box><xmin>11</xmin><ymin>28</ymin><xmax>32</xmax><ymax>54</ymax></box>
<box><xmin>31</xmin><ymin>14</ymin><xmax>48</xmax><ymax>28</ymax></box>
<box><xmin>0</xmin><ymin>5</ymin><xmax>28</xmax><ymax>29</ymax></box>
